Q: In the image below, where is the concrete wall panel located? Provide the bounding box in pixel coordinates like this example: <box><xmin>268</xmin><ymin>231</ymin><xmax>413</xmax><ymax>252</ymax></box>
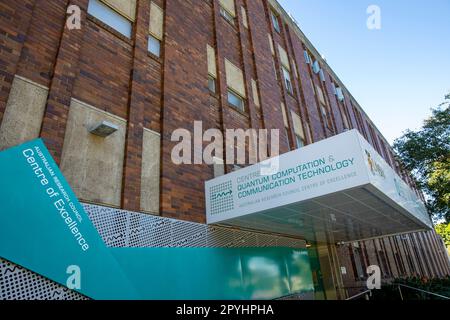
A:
<box><xmin>60</xmin><ymin>99</ymin><xmax>126</xmax><ymax>207</ymax></box>
<box><xmin>0</xmin><ymin>76</ymin><xmax>48</xmax><ymax>150</ymax></box>
<box><xmin>140</xmin><ymin>129</ymin><xmax>161</xmax><ymax>214</ymax></box>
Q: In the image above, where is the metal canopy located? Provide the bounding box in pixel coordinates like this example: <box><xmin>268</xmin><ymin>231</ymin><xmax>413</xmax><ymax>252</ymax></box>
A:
<box><xmin>205</xmin><ymin>130</ymin><xmax>431</xmax><ymax>243</ymax></box>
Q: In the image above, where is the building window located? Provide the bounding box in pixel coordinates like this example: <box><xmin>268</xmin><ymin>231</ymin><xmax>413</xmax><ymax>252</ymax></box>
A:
<box><xmin>320</xmin><ymin>105</ymin><xmax>327</xmax><ymax>118</ymax></box>
<box><xmin>284</xmin><ymin>128</ymin><xmax>291</xmax><ymax>150</ymax></box>
<box><xmin>272</xmin><ymin>59</ymin><xmax>278</xmax><ymax>80</ymax></box>
<box><xmin>148</xmin><ymin>35</ymin><xmax>161</xmax><ymax>57</ymax></box>
<box><xmin>224</xmin><ymin>59</ymin><xmax>246</xmax><ymax>108</ymax></box>
<box><xmin>291</xmin><ymin>111</ymin><xmax>306</xmax><ymax>149</ymax></box>
<box><xmin>305</xmin><ymin>122</ymin><xmax>313</xmax><ymax>143</ymax></box>
<box><xmin>227</xmin><ymin>90</ymin><xmax>244</xmax><ymax>111</ymax></box>
<box><xmin>207</xmin><ymin>44</ymin><xmax>217</xmax><ymax>93</ymax></box>
<box><xmin>220</xmin><ymin>7</ymin><xmax>235</xmax><ymax>25</ymax></box>
<box><xmin>271</xmin><ymin>10</ymin><xmax>280</xmax><ymax>33</ymax></box>
<box><xmin>340</xmin><ymin>104</ymin><xmax>350</xmax><ymax>129</ymax></box>
<box><xmin>282</xmin><ymin>67</ymin><xmax>293</xmax><ymax>94</ymax></box>
<box><xmin>268</xmin><ymin>34</ymin><xmax>275</xmax><ymax>55</ymax></box>
<box><xmin>312</xmin><ymin>60</ymin><xmax>321</xmax><ymax>74</ymax></box>
<box><xmin>303</xmin><ymin>50</ymin><xmax>311</xmax><ymax>64</ymax></box>
<box><xmin>336</xmin><ymin>87</ymin><xmax>345</xmax><ymax>102</ymax></box>
<box><xmin>251</xmin><ymin>79</ymin><xmax>260</xmax><ymax>107</ymax></box>
<box><xmin>320</xmin><ymin>104</ymin><xmax>333</xmax><ymax>130</ymax></box>
<box><xmin>87</xmin><ymin>0</ymin><xmax>133</xmax><ymax>38</ymax></box>
<box><xmin>241</xmin><ymin>6</ymin><xmax>249</xmax><ymax>28</ymax></box>
<box><xmin>208</xmin><ymin>75</ymin><xmax>216</xmax><ymax>93</ymax></box>
<box><xmin>295</xmin><ymin>134</ymin><xmax>305</xmax><ymax>148</ymax></box>
<box><xmin>149</xmin><ymin>2</ymin><xmax>164</xmax><ymax>57</ymax></box>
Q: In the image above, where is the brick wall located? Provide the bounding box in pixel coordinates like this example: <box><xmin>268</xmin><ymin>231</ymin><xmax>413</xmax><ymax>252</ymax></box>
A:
<box><xmin>338</xmin><ymin>230</ymin><xmax>450</xmax><ymax>297</ymax></box>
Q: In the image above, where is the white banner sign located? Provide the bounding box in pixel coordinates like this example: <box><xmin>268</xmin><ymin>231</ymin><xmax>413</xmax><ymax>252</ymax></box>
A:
<box><xmin>205</xmin><ymin>130</ymin><xmax>431</xmax><ymax>231</ymax></box>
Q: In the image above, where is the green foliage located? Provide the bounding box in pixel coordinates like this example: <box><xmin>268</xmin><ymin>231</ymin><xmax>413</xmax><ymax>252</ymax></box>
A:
<box><xmin>393</xmin><ymin>95</ymin><xmax>450</xmax><ymax>221</ymax></box>
<box><xmin>371</xmin><ymin>277</ymin><xmax>450</xmax><ymax>300</ymax></box>
<box><xmin>435</xmin><ymin>223</ymin><xmax>450</xmax><ymax>246</ymax></box>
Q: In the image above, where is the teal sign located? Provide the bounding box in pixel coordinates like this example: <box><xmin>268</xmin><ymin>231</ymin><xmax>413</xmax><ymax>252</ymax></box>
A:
<box><xmin>0</xmin><ymin>139</ymin><xmax>313</xmax><ymax>299</ymax></box>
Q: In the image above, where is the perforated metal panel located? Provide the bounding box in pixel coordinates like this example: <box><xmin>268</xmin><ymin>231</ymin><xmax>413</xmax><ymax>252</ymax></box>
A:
<box><xmin>0</xmin><ymin>259</ymin><xmax>87</xmax><ymax>300</ymax></box>
<box><xmin>0</xmin><ymin>203</ymin><xmax>307</xmax><ymax>300</ymax></box>
<box><xmin>84</xmin><ymin>204</ymin><xmax>306</xmax><ymax>249</ymax></box>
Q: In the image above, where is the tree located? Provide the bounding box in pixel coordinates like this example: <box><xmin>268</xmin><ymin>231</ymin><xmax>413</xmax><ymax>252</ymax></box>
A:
<box><xmin>393</xmin><ymin>94</ymin><xmax>450</xmax><ymax>222</ymax></box>
<box><xmin>435</xmin><ymin>223</ymin><xmax>450</xmax><ymax>247</ymax></box>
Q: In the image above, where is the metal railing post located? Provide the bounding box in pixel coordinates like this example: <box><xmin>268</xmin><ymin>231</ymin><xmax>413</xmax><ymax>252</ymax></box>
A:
<box><xmin>398</xmin><ymin>285</ymin><xmax>404</xmax><ymax>301</ymax></box>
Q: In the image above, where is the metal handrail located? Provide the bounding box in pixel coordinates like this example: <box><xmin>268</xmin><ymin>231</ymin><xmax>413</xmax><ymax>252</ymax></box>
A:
<box><xmin>396</xmin><ymin>283</ymin><xmax>450</xmax><ymax>300</ymax></box>
<box><xmin>344</xmin><ymin>283</ymin><xmax>450</xmax><ymax>301</ymax></box>
<box><xmin>345</xmin><ymin>289</ymin><xmax>372</xmax><ymax>300</ymax></box>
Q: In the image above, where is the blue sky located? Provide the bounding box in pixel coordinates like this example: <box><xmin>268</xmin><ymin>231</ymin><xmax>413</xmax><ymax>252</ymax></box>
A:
<box><xmin>278</xmin><ymin>0</ymin><xmax>450</xmax><ymax>144</ymax></box>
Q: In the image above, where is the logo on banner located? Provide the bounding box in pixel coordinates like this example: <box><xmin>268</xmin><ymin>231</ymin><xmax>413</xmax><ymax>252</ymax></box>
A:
<box><xmin>365</xmin><ymin>150</ymin><xmax>385</xmax><ymax>179</ymax></box>
<box><xmin>210</xmin><ymin>181</ymin><xmax>234</xmax><ymax>215</ymax></box>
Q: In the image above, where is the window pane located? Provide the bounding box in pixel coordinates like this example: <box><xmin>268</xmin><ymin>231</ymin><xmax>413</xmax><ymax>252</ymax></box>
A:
<box><xmin>220</xmin><ymin>7</ymin><xmax>235</xmax><ymax>25</ymax></box>
<box><xmin>228</xmin><ymin>90</ymin><xmax>244</xmax><ymax>111</ymax></box>
<box><xmin>271</xmin><ymin>12</ymin><xmax>280</xmax><ymax>32</ymax></box>
<box><xmin>285</xmin><ymin>79</ymin><xmax>292</xmax><ymax>94</ymax></box>
<box><xmin>208</xmin><ymin>76</ymin><xmax>216</xmax><ymax>93</ymax></box>
<box><xmin>148</xmin><ymin>35</ymin><xmax>161</xmax><ymax>57</ymax></box>
<box><xmin>295</xmin><ymin>134</ymin><xmax>304</xmax><ymax>148</ymax></box>
<box><xmin>282</xmin><ymin>67</ymin><xmax>293</xmax><ymax>94</ymax></box>
<box><xmin>88</xmin><ymin>0</ymin><xmax>132</xmax><ymax>38</ymax></box>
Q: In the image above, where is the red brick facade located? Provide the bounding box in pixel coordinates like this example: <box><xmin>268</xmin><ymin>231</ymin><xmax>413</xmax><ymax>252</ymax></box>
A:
<box><xmin>337</xmin><ymin>231</ymin><xmax>450</xmax><ymax>297</ymax></box>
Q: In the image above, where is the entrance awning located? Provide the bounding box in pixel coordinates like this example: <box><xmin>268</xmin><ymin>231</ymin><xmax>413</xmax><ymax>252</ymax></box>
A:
<box><xmin>205</xmin><ymin>130</ymin><xmax>432</xmax><ymax>243</ymax></box>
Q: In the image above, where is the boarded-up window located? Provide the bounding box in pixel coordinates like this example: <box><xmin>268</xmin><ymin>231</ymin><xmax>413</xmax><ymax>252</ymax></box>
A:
<box><xmin>149</xmin><ymin>1</ymin><xmax>164</xmax><ymax>40</ymax></box>
<box><xmin>251</xmin><ymin>79</ymin><xmax>260</xmax><ymax>107</ymax></box>
<box><xmin>241</xmin><ymin>7</ymin><xmax>248</xmax><ymax>28</ymax></box>
<box><xmin>339</xmin><ymin>104</ymin><xmax>350</xmax><ymax>129</ymax></box>
<box><xmin>305</xmin><ymin>121</ymin><xmax>312</xmax><ymax>143</ymax></box>
<box><xmin>101</xmin><ymin>0</ymin><xmax>136</xmax><ymax>21</ymax></box>
<box><xmin>291</xmin><ymin>111</ymin><xmax>305</xmax><ymax>141</ymax></box>
<box><xmin>268</xmin><ymin>34</ymin><xmax>275</xmax><ymax>55</ymax></box>
<box><xmin>292</xmin><ymin>58</ymin><xmax>298</xmax><ymax>78</ymax></box>
<box><xmin>219</xmin><ymin>0</ymin><xmax>235</xmax><ymax>16</ymax></box>
<box><xmin>316</xmin><ymin>84</ymin><xmax>326</xmax><ymax>106</ymax></box>
<box><xmin>207</xmin><ymin>45</ymin><xmax>217</xmax><ymax>78</ymax></box>
<box><xmin>278</xmin><ymin>44</ymin><xmax>290</xmax><ymax>71</ymax></box>
<box><xmin>140</xmin><ymin>128</ymin><xmax>161</xmax><ymax>214</ymax></box>
<box><xmin>60</xmin><ymin>99</ymin><xmax>126</xmax><ymax>207</ymax></box>
<box><xmin>272</xmin><ymin>59</ymin><xmax>278</xmax><ymax>80</ymax></box>
<box><xmin>225</xmin><ymin>59</ymin><xmax>246</xmax><ymax>98</ymax></box>
<box><xmin>0</xmin><ymin>76</ymin><xmax>48</xmax><ymax>150</ymax></box>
